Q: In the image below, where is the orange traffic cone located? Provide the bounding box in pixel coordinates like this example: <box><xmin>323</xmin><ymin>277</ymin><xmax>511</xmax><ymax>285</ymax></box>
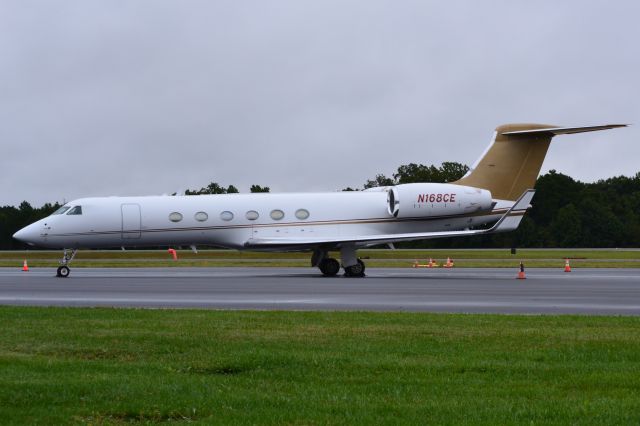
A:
<box><xmin>517</xmin><ymin>262</ymin><xmax>526</xmax><ymax>279</ymax></box>
<box><xmin>444</xmin><ymin>257</ymin><xmax>454</xmax><ymax>268</ymax></box>
<box><xmin>22</xmin><ymin>259</ymin><xmax>29</xmax><ymax>272</ymax></box>
<box><xmin>168</xmin><ymin>248</ymin><xmax>178</xmax><ymax>261</ymax></box>
<box><xmin>413</xmin><ymin>260</ymin><xmax>418</xmax><ymax>268</ymax></box>
<box><xmin>427</xmin><ymin>258</ymin><xmax>434</xmax><ymax>268</ymax></box>
<box><xmin>564</xmin><ymin>259</ymin><xmax>571</xmax><ymax>273</ymax></box>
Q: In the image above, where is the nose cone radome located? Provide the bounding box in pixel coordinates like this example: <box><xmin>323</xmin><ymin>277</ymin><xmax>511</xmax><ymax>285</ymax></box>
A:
<box><xmin>13</xmin><ymin>224</ymin><xmax>39</xmax><ymax>246</ymax></box>
<box><xmin>12</xmin><ymin>228</ymin><xmax>25</xmax><ymax>241</ymax></box>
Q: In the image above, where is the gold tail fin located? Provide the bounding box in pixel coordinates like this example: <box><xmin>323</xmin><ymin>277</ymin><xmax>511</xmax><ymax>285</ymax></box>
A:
<box><xmin>453</xmin><ymin>123</ymin><xmax>627</xmax><ymax>201</ymax></box>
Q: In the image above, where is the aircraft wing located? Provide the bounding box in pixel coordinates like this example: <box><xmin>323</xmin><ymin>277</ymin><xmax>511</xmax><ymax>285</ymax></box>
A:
<box><xmin>244</xmin><ymin>190</ymin><xmax>535</xmax><ymax>249</ymax></box>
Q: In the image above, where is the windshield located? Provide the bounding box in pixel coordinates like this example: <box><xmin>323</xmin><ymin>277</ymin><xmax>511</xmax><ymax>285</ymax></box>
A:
<box><xmin>66</xmin><ymin>206</ymin><xmax>82</xmax><ymax>215</ymax></box>
<box><xmin>52</xmin><ymin>206</ymin><xmax>71</xmax><ymax>215</ymax></box>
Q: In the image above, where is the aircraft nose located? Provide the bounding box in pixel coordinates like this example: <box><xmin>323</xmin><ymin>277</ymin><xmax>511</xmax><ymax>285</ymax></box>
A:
<box><xmin>13</xmin><ymin>224</ymin><xmax>39</xmax><ymax>245</ymax></box>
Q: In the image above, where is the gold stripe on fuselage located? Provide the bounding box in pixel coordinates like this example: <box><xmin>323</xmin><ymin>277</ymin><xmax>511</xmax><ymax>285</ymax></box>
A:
<box><xmin>48</xmin><ymin>208</ymin><xmax>523</xmax><ymax>238</ymax></box>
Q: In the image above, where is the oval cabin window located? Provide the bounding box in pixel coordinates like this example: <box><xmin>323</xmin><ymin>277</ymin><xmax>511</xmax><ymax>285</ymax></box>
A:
<box><xmin>246</xmin><ymin>210</ymin><xmax>259</xmax><ymax>220</ymax></box>
<box><xmin>220</xmin><ymin>211</ymin><xmax>234</xmax><ymax>221</ymax></box>
<box><xmin>195</xmin><ymin>212</ymin><xmax>208</xmax><ymax>222</ymax></box>
<box><xmin>270</xmin><ymin>209</ymin><xmax>285</xmax><ymax>220</ymax></box>
<box><xmin>169</xmin><ymin>212</ymin><xmax>183</xmax><ymax>222</ymax></box>
<box><xmin>295</xmin><ymin>209</ymin><xmax>310</xmax><ymax>220</ymax></box>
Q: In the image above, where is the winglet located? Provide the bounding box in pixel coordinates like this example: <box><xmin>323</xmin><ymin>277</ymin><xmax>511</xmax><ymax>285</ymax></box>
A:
<box><xmin>488</xmin><ymin>189</ymin><xmax>535</xmax><ymax>233</ymax></box>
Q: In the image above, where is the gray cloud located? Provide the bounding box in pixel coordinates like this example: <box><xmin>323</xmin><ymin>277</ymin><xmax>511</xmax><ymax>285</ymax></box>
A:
<box><xmin>1</xmin><ymin>0</ymin><xmax>638</xmax><ymax>206</ymax></box>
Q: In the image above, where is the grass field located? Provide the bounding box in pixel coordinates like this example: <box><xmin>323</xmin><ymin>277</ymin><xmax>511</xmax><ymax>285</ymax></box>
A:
<box><xmin>0</xmin><ymin>307</ymin><xmax>639</xmax><ymax>424</ymax></box>
<box><xmin>2</xmin><ymin>248</ymin><xmax>640</xmax><ymax>268</ymax></box>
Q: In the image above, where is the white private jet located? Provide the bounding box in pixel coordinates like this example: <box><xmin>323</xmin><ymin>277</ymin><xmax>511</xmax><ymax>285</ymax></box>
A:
<box><xmin>13</xmin><ymin>123</ymin><xmax>626</xmax><ymax>277</ymax></box>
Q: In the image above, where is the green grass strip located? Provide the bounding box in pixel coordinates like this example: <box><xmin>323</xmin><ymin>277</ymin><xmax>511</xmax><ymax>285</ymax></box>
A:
<box><xmin>2</xmin><ymin>248</ymin><xmax>640</xmax><ymax>268</ymax></box>
<box><xmin>0</xmin><ymin>307</ymin><xmax>639</xmax><ymax>424</ymax></box>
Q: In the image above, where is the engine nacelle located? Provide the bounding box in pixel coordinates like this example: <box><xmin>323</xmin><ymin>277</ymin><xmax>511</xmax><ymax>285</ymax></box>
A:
<box><xmin>387</xmin><ymin>183</ymin><xmax>493</xmax><ymax>218</ymax></box>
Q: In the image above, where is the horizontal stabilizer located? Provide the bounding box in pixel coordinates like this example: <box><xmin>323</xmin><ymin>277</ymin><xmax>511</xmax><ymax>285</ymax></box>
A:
<box><xmin>502</xmin><ymin>124</ymin><xmax>627</xmax><ymax>136</ymax></box>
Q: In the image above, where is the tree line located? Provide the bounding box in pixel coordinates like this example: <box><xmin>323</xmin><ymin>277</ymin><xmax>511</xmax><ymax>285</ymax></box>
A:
<box><xmin>2</xmin><ymin>164</ymin><xmax>639</xmax><ymax>249</ymax></box>
<box><xmin>183</xmin><ymin>183</ymin><xmax>271</xmax><ymax>195</ymax></box>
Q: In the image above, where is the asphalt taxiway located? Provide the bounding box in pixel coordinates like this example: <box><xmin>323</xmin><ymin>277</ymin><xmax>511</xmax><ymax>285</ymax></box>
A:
<box><xmin>1</xmin><ymin>267</ymin><xmax>639</xmax><ymax>314</ymax></box>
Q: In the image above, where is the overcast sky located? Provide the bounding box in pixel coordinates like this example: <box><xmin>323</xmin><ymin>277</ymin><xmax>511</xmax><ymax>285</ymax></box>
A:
<box><xmin>1</xmin><ymin>1</ymin><xmax>638</xmax><ymax>206</ymax></box>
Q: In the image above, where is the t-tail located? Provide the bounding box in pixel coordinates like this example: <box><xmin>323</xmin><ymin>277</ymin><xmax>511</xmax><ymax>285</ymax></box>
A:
<box><xmin>453</xmin><ymin>123</ymin><xmax>627</xmax><ymax>201</ymax></box>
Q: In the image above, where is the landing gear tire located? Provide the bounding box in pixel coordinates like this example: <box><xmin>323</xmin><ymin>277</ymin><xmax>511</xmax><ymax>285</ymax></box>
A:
<box><xmin>56</xmin><ymin>266</ymin><xmax>70</xmax><ymax>278</ymax></box>
<box><xmin>344</xmin><ymin>259</ymin><xmax>365</xmax><ymax>277</ymax></box>
<box><xmin>319</xmin><ymin>258</ymin><xmax>340</xmax><ymax>277</ymax></box>
<box><xmin>56</xmin><ymin>249</ymin><xmax>77</xmax><ymax>278</ymax></box>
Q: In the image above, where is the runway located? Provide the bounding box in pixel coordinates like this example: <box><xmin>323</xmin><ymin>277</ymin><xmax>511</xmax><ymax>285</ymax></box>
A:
<box><xmin>1</xmin><ymin>267</ymin><xmax>640</xmax><ymax>314</ymax></box>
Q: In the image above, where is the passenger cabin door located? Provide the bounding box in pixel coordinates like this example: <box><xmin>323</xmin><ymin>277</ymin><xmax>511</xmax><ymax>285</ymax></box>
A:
<box><xmin>121</xmin><ymin>204</ymin><xmax>141</xmax><ymax>239</ymax></box>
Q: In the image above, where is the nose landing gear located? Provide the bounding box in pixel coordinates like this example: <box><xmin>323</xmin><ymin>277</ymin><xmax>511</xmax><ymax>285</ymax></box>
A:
<box><xmin>57</xmin><ymin>265</ymin><xmax>70</xmax><ymax>278</ymax></box>
<box><xmin>56</xmin><ymin>249</ymin><xmax>77</xmax><ymax>278</ymax></box>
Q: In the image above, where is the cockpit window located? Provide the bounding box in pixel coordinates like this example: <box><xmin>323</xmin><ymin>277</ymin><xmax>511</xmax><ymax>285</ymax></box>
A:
<box><xmin>66</xmin><ymin>206</ymin><xmax>83</xmax><ymax>215</ymax></box>
<box><xmin>52</xmin><ymin>206</ymin><xmax>71</xmax><ymax>215</ymax></box>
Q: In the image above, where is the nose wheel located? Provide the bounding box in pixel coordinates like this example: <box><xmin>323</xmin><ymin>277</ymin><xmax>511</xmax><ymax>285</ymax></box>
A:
<box><xmin>56</xmin><ymin>249</ymin><xmax>77</xmax><ymax>278</ymax></box>
<box><xmin>56</xmin><ymin>266</ymin><xmax>70</xmax><ymax>278</ymax></box>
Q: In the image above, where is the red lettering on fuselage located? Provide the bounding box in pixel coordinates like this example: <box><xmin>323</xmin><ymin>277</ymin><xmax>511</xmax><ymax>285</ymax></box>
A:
<box><xmin>416</xmin><ymin>193</ymin><xmax>456</xmax><ymax>203</ymax></box>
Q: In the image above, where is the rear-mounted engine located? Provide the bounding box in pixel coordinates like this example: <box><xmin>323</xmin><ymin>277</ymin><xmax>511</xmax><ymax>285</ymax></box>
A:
<box><xmin>387</xmin><ymin>183</ymin><xmax>493</xmax><ymax>218</ymax></box>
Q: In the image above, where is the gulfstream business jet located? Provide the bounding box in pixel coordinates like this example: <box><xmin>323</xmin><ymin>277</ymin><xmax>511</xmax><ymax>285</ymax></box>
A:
<box><xmin>13</xmin><ymin>123</ymin><xmax>626</xmax><ymax>277</ymax></box>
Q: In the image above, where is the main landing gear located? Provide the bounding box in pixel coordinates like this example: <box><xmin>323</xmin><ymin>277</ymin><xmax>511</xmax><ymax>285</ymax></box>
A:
<box><xmin>312</xmin><ymin>246</ymin><xmax>366</xmax><ymax>278</ymax></box>
<box><xmin>318</xmin><ymin>257</ymin><xmax>340</xmax><ymax>276</ymax></box>
<box><xmin>56</xmin><ymin>249</ymin><xmax>77</xmax><ymax>278</ymax></box>
<box><xmin>344</xmin><ymin>259</ymin><xmax>365</xmax><ymax>277</ymax></box>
